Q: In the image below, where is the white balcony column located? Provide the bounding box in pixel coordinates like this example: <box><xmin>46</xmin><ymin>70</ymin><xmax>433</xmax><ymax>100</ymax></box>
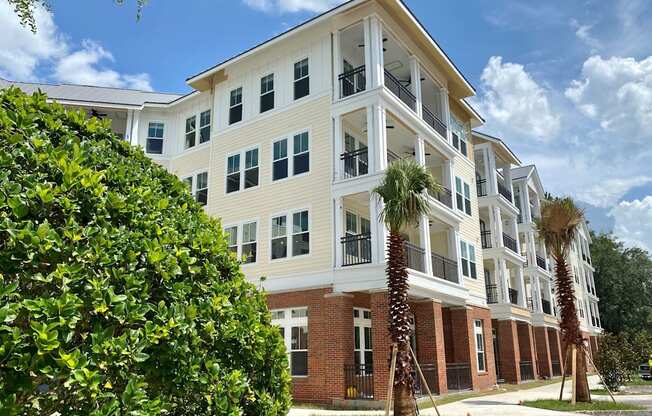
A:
<box><xmin>487</xmin><ymin>149</ymin><xmax>498</xmax><ymax>195</ymax></box>
<box><xmin>532</xmin><ymin>275</ymin><xmax>543</xmax><ymax>313</ymax></box>
<box><xmin>419</xmin><ymin>215</ymin><xmax>433</xmax><ymax>275</ymax></box>
<box><xmin>124</xmin><ymin>109</ymin><xmax>133</xmax><ymax>142</ymax></box>
<box><xmin>448</xmin><ymin>228</ymin><xmax>463</xmax><ymax>286</ymax></box>
<box><xmin>515</xmin><ymin>266</ymin><xmax>527</xmax><ymax>307</ymax></box>
<box><xmin>363</xmin><ymin>17</ymin><xmax>373</xmax><ymax>91</ymax></box>
<box><xmin>503</xmin><ymin>163</ymin><xmax>514</xmax><ymax>197</ymax></box>
<box><xmin>511</xmin><ymin>217</ymin><xmax>521</xmax><ymax>254</ymax></box>
<box><xmin>440</xmin><ymin>88</ymin><xmax>452</xmax><ymax>143</ymax></box>
<box><xmin>332</xmin><ymin>30</ymin><xmax>342</xmax><ymax>98</ymax></box>
<box><xmin>444</xmin><ymin>159</ymin><xmax>455</xmax><ymax>205</ymax></box>
<box><xmin>129</xmin><ymin>109</ymin><xmax>141</xmax><ymax>147</ymax></box>
<box><xmin>409</xmin><ymin>56</ymin><xmax>423</xmax><ymax>117</ymax></box>
<box><xmin>414</xmin><ymin>136</ymin><xmax>426</xmax><ymax>166</ymax></box>
<box><xmin>498</xmin><ymin>258</ymin><xmax>510</xmax><ymax>303</ymax></box>
<box><xmin>366</xmin><ymin>16</ymin><xmax>384</xmax><ymax>90</ymax></box>
<box><xmin>333</xmin><ymin>115</ymin><xmax>343</xmax><ymax>180</ymax></box>
<box><xmin>369</xmin><ymin>193</ymin><xmax>388</xmax><ymax>264</ymax></box>
<box><xmin>334</xmin><ymin>197</ymin><xmax>344</xmax><ymax>267</ymax></box>
<box><xmin>366</xmin><ymin>103</ymin><xmax>388</xmax><ymax>173</ymax></box>
<box><xmin>522</xmin><ymin>183</ymin><xmax>532</xmax><ymax>223</ymax></box>
<box><xmin>491</xmin><ymin>206</ymin><xmax>504</xmax><ymax>248</ymax></box>
<box><xmin>527</xmin><ymin>231</ymin><xmax>537</xmax><ymax>266</ymax></box>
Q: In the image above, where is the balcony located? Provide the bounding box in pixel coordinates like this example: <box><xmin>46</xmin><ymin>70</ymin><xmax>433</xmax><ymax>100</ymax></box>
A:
<box><xmin>340</xmin><ymin>148</ymin><xmax>369</xmax><ymax>179</ymax></box>
<box><xmin>486</xmin><ymin>283</ymin><xmax>499</xmax><ymax>304</ymax></box>
<box><xmin>344</xmin><ymin>364</ymin><xmax>374</xmax><ymax>399</ymax></box>
<box><xmin>497</xmin><ymin>181</ymin><xmax>513</xmax><ymax>202</ymax></box>
<box><xmin>384</xmin><ymin>69</ymin><xmax>416</xmax><ymax>111</ymax></box>
<box><xmin>341</xmin><ymin>233</ymin><xmax>372</xmax><ymax>266</ymax></box>
<box><xmin>421</xmin><ymin>105</ymin><xmax>447</xmax><ymax>139</ymax></box>
<box><xmin>404</xmin><ymin>241</ymin><xmax>426</xmax><ymax>273</ymax></box>
<box><xmin>430</xmin><ymin>186</ymin><xmax>453</xmax><ymax>209</ymax></box>
<box><xmin>477</xmin><ymin>178</ymin><xmax>488</xmax><ymax>197</ymax></box>
<box><xmin>339</xmin><ymin>65</ymin><xmax>366</xmax><ymax>99</ymax></box>
<box><xmin>431</xmin><ymin>252</ymin><xmax>459</xmax><ymax>284</ymax></box>
<box><xmin>508</xmin><ymin>288</ymin><xmax>519</xmax><ymax>305</ymax></box>
<box><xmin>481</xmin><ymin>230</ymin><xmax>492</xmax><ymax>249</ymax></box>
<box><xmin>503</xmin><ymin>233</ymin><xmax>518</xmax><ymax>253</ymax></box>
<box><xmin>536</xmin><ymin>255</ymin><xmax>547</xmax><ymax>270</ymax></box>
<box><xmin>446</xmin><ymin>362</ymin><xmax>472</xmax><ymax>391</ymax></box>
<box><xmin>542</xmin><ymin>299</ymin><xmax>552</xmax><ymax>315</ymax></box>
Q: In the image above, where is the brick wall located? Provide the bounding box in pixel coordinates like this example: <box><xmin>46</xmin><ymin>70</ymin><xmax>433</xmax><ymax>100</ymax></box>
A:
<box><xmin>410</xmin><ymin>300</ymin><xmax>447</xmax><ymax>394</ymax></box>
<box><xmin>493</xmin><ymin>319</ymin><xmax>521</xmax><ymax>383</ymax></box>
<box><xmin>534</xmin><ymin>326</ymin><xmax>553</xmax><ymax>378</ymax></box>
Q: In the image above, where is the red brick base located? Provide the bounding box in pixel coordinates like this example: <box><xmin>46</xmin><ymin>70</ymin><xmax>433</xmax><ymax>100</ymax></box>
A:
<box><xmin>534</xmin><ymin>327</ymin><xmax>553</xmax><ymax>378</ymax></box>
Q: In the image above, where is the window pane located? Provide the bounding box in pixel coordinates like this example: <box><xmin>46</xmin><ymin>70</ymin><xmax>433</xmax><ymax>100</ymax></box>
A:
<box><xmin>261</xmin><ymin>74</ymin><xmax>274</xmax><ymax>93</ymax></box>
<box><xmin>364</xmin><ymin>352</ymin><xmax>374</xmax><ymax>372</ymax></box>
<box><xmin>271</xmin><ymin>310</ymin><xmax>285</xmax><ymax>320</ymax></box>
<box><xmin>291</xmin><ymin>308</ymin><xmax>308</xmax><ymax>318</ymax></box>
<box><xmin>226</xmin><ymin>173</ymin><xmax>240</xmax><ymax>193</ymax></box>
<box><xmin>470</xmin><ymin>262</ymin><xmax>477</xmax><ymax>279</ymax></box>
<box><xmin>292</xmin><ymin>232</ymin><xmax>309</xmax><ymax>256</ymax></box>
<box><xmin>354</xmin><ymin>327</ymin><xmax>360</xmax><ymax>349</ymax></box>
<box><xmin>273</xmin><ymin>159</ymin><xmax>288</xmax><ymax>181</ymax></box>
<box><xmin>242</xmin><ymin>242</ymin><xmax>256</xmax><ymax>263</ymax></box>
<box><xmin>460</xmin><ymin>241</ymin><xmax>468</xmax><ymax>259</ymax></box>
<box><xmin>245</xmin><ymin>167</ymin><xmax>259</xmax><ymax>188</ymax></box>
<box><xmin>462</xmin><ymin>259</ymin><xmax>469</xmax><ymax>276</ymax></box>
<box><xmin>294</xmin><ymin>59</ymin><xmax>308</xmax><ymax>80</ymax></box>
<box><xmin>346</xmin><ymin>212</ymin><xmax>357</xmax><ymax>234</ymax></box>
<box><xmin>271</xmin><ymin>237</ymin><xmax>287</xmax><ymax>260</ymax></box>
<box><xmin>291</xmin><ymin>326</ymin><xmax>308</xmax><ymax>349</ymax></box>
<box><xmin>225</xmin><ymin>226</ymin><xmax>237</xmax><ymax>246</ymax></box>
<box><xmin>146</xmin><ymin>138</ymin><xmax>163</xmax><ymax>154</ymax></box>
<box><xmin>273</xmin><ymin>139</ymin><xmax>287</xmax><ymax>160</ymax></box>
<box><xmin>185</xmin><ymin>131</ymin><xmax>195</xmax><ymax>149</ymax></box>
<box><xmin>272</xmin><ymin>215</ymin><xmax>287</xmax><ymax>238</ymax></box>
<box><xmin>196</xmin><ymin>189</ymin><xmax>208</xmax><ymax>206</ymax></box>
<box><xmin>293</xmin><ymin>211</ymin><xmax>309</xmax><ymax>233</ymax></box>
<box><xmin>291</xmin><ymin>351</ymin><xmax>307</xmax><ymax>376</ymax></box>
<box><xmin>243</xmin><ymin>222</ymin><xmax>256</xmax><ymax>243</ymax></box>
<box><xmin>230</xmin><ymin>87</ymin><xmax>242</xmax><ymax>106</ymax></box>
<box><xmin>185</xmin><ymin>115</ymin><xmax>196</xmax><ymax>133</ymax></box>
<box><xmin>196</xmin><ymin>172</ymin><xmax>208</xmax><ymax>189</ymax></box>
<box><xmin>148</xmin><ymin>122</ymin><xmax>164</xmax><ymax>138</ymax></box>
<box><xmin>294</xmin><ymin>77</ymin><xmax>309</xmax><ymax>100</ymax></box>
<box><xmin>364</xmin><ymin>327</ymin><xmax>372</xmax><ymax>349</ymax></box>
<box><xmin>294</xmin><ymin>132</ymin><xmax>309</xmax><ymax>154</ymax></box>
<box><xmin>200</xmin><ymin>126</ymin><xmax>210</xmax><ymax>143</ymax></box>
<box><xmin>465</xmin><ymin>198</ymin><xmax>472</xmax><ymax>215</ymax></box>
<box><xmin>184</xmin><ymin>176</ymin><xmax>193</xmax><ymax>190</ymax></box>
<box><xmin>245</xmin><ymin>149</ymin><xmax>259</xmax><ymax>169</ymax></box>
<box><xmin>464</xmin><ymin>183</ymin><xmax>471</xmax><ymax>199</ymax></box>
<box><xmin>227</xmin><ymin>155</ymin><xmax>240</xmax><ymax>174</ymax></box>
<box><xmin>229</xmin><ymin>104</ymin><xmax>242</xmax><ymax>125</ymax></box>
<box><xmin>294</xmin><ymin>153</ymin><xmax>309</xmax><ymax>175</ymax></box>
<box><xmin>260</xmin><ymin>91</ymin><xmax>274</xmax><ymax>113</ymax></box>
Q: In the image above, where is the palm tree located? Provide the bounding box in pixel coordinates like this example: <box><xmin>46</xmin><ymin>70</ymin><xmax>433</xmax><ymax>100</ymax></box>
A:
<box><xmin>372</xmin><ymin>158</ymin><xmax>441</xmax><ymax>415</ymax></box>
<box><xmin>536</xmin><ymin>197</ymin><xmax>591</xmax><ymax>402</ymax></box>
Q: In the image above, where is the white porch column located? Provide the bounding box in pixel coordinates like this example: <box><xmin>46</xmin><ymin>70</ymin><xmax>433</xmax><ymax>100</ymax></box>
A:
<box><xmin>332</xmin><ymin>30</ymin><xmax>342</xmax><ymax>99</ymax></box>
<box><xmin>515</xmin><ymin>266</ymin><xmax>527</xmax><ymax>307</ymax></box>
<box><xmin>522</xmin><ymin>183</ymin><xmax>532</xmax><ymax>223</ymax></box>
<box><xmin>409</xmin><ymin>56</ymin><xmax>422</xmax><ymax>117</ymax></box>
<box><xmin>503</xmin><ymin>164</ymin><xmax>514</xmax><ymax>199</ymax></box>
<box><xmin>373</xmin><ymin>104</ymin><xmax>388</xmax><ymax>172</ymax></box>
<box><xmin>333</xmin><ymin>115</ymin><xmax>343</xmax><ymax>181</ymax></box>
<box><xmin>334</xmin><ymin>197</ymin><xmax>344</xmax><ymax>267</ymax></box>
<box><xmin>369</xmin><ymin>194</ymin><xmax>388</xmax><ymax>264</ymax></box>
<box><xmin>368</xmin><ymin>16</ymin><xmax>384</xmax><ymax>89</ymax></box>
<box><xmin>420</xmin><ymin>215</ymin><xmax>432</xmax><ymax>275</ymax></box>
<box><xmin>414</xmin><ymin>136</ymin><xmax>426</xmax><ymax>166</ymax></box>
<box><xmin>125</xmin><ymin>109</ymin><xmax>133</xmax><ymax>142</ymax></box>
<box><xmin>444</xmin><ymin>159</ymin><xmax>455</xmax><ymax>207</ymax></box>
<box><xmin>532</xmin><ymin>275</ymin><xmax>543</xmax><ymax>313</ymax></box>
<box><xmin>130</xmin><ymin>109</ymin><xmax>141</xmax><ymax>147</ymax></box>
<box><xmin>448</xmin><ymin>228</ymin><xmax>463</xmax><ymax>286</ymax></box>
<box><xmin>363</xmin><ymin>17</ymin><xmax>372</xmax><ymax>91</ymax></box>
<box><xmin>498</xmin><ymin>258</ymin><xmax>510</xmax><ymax>303</ymax></box>
<box><xmin>491</xmin><ymin>206</ymin><xmax>504</xmax><ymax>249</ymax></box>
<box><xmin>440</xmin><ymin>88</ymin><xmax>451</xmax><ymax>143</ymax></box>
<box><xmin>487</xmin><ymin>148</ymin><xmax>498</xmax><ymax>195</ymax></box>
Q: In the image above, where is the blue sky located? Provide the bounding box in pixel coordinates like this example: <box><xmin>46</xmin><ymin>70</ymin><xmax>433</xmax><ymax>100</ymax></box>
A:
<box><xmin>2</xmin><ymin>0</ymin><xmax>651</xmax><ymax>251</ymax></box>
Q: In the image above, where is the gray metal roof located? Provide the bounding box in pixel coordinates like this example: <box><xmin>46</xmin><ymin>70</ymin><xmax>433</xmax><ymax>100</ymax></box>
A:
<box><xmin>0</xmin><ymin>77</ymin><xmax>183</xmax><ymax>108</ymax></box>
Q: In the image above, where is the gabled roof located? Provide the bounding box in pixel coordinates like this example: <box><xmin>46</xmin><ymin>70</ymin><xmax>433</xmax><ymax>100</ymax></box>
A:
<box><xmin>0</xmin><ymin>77</ymin><xmax>182</xmax><ymax>109</ymax></box>
<box><xmin>511</xmin><ymin>164</ymin><xmax>544</xmax><ymax>196</ymax></box>
<box><xmin>471</xmin><ymin>130</ymin><xmax>521</xmax><ymax>165</ymax></box>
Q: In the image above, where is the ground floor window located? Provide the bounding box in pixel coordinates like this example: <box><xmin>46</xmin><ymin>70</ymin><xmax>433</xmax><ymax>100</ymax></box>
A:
<box><xmin>353</xmin><ymin>308</ymin><xmax>373</xmax><ymax>374</ymax></box>
<box><xmin>474</xmin><ymin>319</ymin><xmax>486</xmax><ymax>373</ymax></box>
<box><xmin>271</xmin><ymin>307</ymin><xmax>309</xmax><ymax>376</ymax></box>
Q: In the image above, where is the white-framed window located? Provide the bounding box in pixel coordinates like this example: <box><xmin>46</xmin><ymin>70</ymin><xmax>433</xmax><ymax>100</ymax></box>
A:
<box><xmin>272</xmin><ymin>131</ymin><xmax>310</xmax><ymax>181</ymax></box>
<box><xmin>271</xmin><ymin>307</ymin><xmax>308</xmax><ymax>376</ymax></box>
<box><xmin>229</xmin><ymin>87</ymin><xmax>243</xmax><ymax>125</ymax></box>
<box><xmin>270</xmin><ymin>209</ymin><xmax>310</xmax><ymax>260</ymax></box>
<box><xmin>183</xmin><ymin>171</ymin><xmax>208</xmax><ymax>206</ymax></box>
<box><xmin>226</xmin><ymin>147</ymin><xmax>260</xmax><ymax>193</ymax></box>
<box><xmin>146</xmin><ymin>122</ymin><xmax>164</xmax><ymax>154</ymax></box>
<box><xmin>455</xmin><ymin>177</ymin><xmax>472</xmax><ymax>215</ymax></box>
<box><xmin>451</xmin><ymin>116</ymin><xmax>468</xmax><ymax>157</ymax></box>
<box><xmin>460</xmin><ymin>240</ymin><xmax>477</xmax><ymax>279</ymax></box>
<box><xmin>199</xmin><ymin>110</ymin><xmax>211</xmax><ymax>144</ymax></box>
<box><xmin>474</xmin><ymin>320</ymin><xmax>486</xmax><ymax>373</ymax></box>
<box><xmin>185</xmin><ymin>115</ymin><xmax>196</xmax><ymax>149</ymax></box>
<box><xmin>354</xmin><ymin>308</ymin><xmax>373</xmax><ymax>374</ymax></box>
<box><xmin>260</xmin><ymin>73</ymin><xmax>274</xmax><ymax>113</ymax></box>
<box><xmin>224</xmin><ymin>220</ymin><xmax>257</xmax><ymax>264</ymax></box>
<box><xmin>293</xmin><ymin>58</ymin><xmax>309</xmax><ymax>100</ymax></box>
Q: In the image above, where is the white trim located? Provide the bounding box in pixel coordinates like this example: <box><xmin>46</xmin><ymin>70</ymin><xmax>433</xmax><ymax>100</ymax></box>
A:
<box><xmin>223</xmin><ymin>217</ymin><xmax>260</xmax><ymax>266</ymax></box>
<box><xmin>224</xmin><ymin>144</ymin><xmax>262</xmax><ymax>196</ymax></box>
<box><xmin>270</xmin><ymin>128</ymin><xmax>312</xmax><ymax>184</ymax></box>
<box><xmin>268</xmin><ymin>206</ymin><xmax>313</xmax><ymax>263</ymax></box>
<box><xmin>144</xmin><ymin>120</ymin><xmax>165</xmax><ymax>156</ymax></box>
<box><xmin>270</xmin><ymin>307</ymin><xmax>309</xmax><ymax>378</ymax></box>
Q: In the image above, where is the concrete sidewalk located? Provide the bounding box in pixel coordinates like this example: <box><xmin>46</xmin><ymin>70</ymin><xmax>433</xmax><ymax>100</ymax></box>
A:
<box><xmin>290</xmin><ymin>376</ymin><xmax>652</xmax><ymax>416</ymax></box>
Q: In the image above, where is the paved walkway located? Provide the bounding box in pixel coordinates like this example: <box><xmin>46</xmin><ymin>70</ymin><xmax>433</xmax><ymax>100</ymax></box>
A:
<box><xmin>290</xmin><ymin>376</ymin><xmax>652</xmax><ymax>416</ymax></box>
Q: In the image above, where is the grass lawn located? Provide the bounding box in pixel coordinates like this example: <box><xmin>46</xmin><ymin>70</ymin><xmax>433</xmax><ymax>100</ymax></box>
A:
<box><xmin>522</xmin><ymin>399</ymin><xmax>644</xmax><ymax>412</ymax></box>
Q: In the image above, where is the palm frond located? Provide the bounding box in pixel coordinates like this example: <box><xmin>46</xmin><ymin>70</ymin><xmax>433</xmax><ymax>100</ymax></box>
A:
<box><xmin>535</xmin><ymin>197</ymin><xmax>584</xmax><ymax>260</ymax></box>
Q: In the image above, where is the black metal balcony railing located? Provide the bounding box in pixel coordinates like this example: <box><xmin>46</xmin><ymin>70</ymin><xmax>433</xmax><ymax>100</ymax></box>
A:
<box><xmin>497</xmin><ymin>181</ymin><xmax>513</xmax><ymax>202</ymax></box>
<box><xmin>340</xmin><ymin>148</ymin><xmax>369</xmax><ymax>179</ymax></box>
<box><xmin>481</xmin><ymin>230</ymin><xmax>492</xmax><ymax>249</ymax></box>
<box><xmin>520</xmin><ymin>361</ymin><xmax>535</xmax><ymax>381</ymax></box>
<box><xmin>446</xmin><ymin>363</ymin><xmax>472</xmax><ymax>391</ymax></box>
<box><xmin>384</xmin><ymin>70</ymin><xmax>416</xmax><ymax>111</ymax></box>
<box><xmin>542</xmin><ymin>299</ymin><xmax>552</xmax><ymax>315</ymax></box>
<box><xmin>431</xmin><ymin>252</ymin><xmax>459</xmax><ymax>284</ymax></box>
<box><xmin>503</xmin><ymin>233</ymin><xmax>518</xmax><ymax>253</ymax></box>
<box><xmin>431</xmin><ymin>186</ymin><xmax>453</xmax><ymax>209</ymax></box>
<box><xmin>404</xmin><ymin>241</ymin><xmax>426</xmax><ymax>273</ymax></box>
<box><xmin>486</xmin><ymin>284</ymin><xmax>499</xmax><ymax>304</ymax></box>
<box><xmin>476</xmin><ymin>178</ymin><xmax>488</xmax><ymax>197</ymax></box>
<box><xmin>551</xmin><ymin>360</ymin><xmax>562</xmax><ymax>377</ymax></box>
<box><xmin>508</xmin><ymin>288</ymin><xmax>519</xmax><ymax>305</ymax></box>
<box><xmin>536</xmin><ymin>255</ymin><xmax>547</xmax><ymax>270</ymax></box>
<box><xmin>414</xmin><ymin>363</ymin><xmax>439</xmax><ymax>396</ymax></box>
<box><xmin>421</xmin><ymin>105</ymin><xmax>447</xmax><ymax>139</ymax></box>
<box><xmin>341</xmin><ymin>233</ymin><xmax>372</xmax><ymax>266</ymax></box>
<box><xmin>339</xmin><ymin>65</ymin><xmax>366</xmax><ymax>99</ymax></box>
<box><xmin>344</xmin><ymin>364</ymin><xmax>374</xmax><ymax>399</ymax></box>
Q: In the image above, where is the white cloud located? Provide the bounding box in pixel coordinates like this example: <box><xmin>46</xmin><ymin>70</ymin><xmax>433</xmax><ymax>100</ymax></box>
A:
<box><xmin>472</xmin><ymin>56</ymin><xmax>561</xmax><ymax>141</ymax></box>
<box><xmin>565</xmin><ymin>55</ymin><xmax>652</xmax><ymax>141</ymax></box>
<box><xmin>570</xmin><ymin>19</ymin><xmax>601</xmax><ymax>51</ymax></box>
<box><xmin>53</xmin><ymin>40</ymin><xmax>152</xmax><ymax>90</ymax></box>
<box><xmin>0</xmin><ymin>1</ymin><xmax>67</xmax><ymax>80</ymax></box>
<box><xmin>0</xmin><ymin>2</ymin><xmax>152</xmax><ymax>91</ymax></box>
<box><xmin>577</xmin><ymin>176</ymin><xmax>652</xmax><ymax>208</ymax></box>
<box><xmin>242</xmin><ymin>0</ymin><xmax>345</xmax><ymax>13</ymax></box>
<box><xmin>609</xmin><ymin>195</ymin><xmax>652</xmax><ymax>252</ymax></box>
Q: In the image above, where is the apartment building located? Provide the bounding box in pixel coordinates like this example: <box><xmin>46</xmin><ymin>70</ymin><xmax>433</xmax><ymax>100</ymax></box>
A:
<box><xmin>2</xmin><ymin>0</ymin><xmax>601</xmax><ymax>406</ymax></box>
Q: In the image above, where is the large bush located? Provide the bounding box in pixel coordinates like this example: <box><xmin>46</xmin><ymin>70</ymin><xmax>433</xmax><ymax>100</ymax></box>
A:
<box><xmin>0</xmin><ymin>88</ymin><xmax>291</xmax><ymax>415</ymax></box>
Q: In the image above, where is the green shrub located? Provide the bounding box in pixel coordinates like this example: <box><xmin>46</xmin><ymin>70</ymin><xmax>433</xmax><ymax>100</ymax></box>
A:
<box><xmin>0</xmin><ymin>88</ymin><xmax>291</xmax><ymax>415</ymax></box>
<box><xmin>595</xmin><ymin>333</ymin><xmax>633</xmax><ymax>391</ymax></box>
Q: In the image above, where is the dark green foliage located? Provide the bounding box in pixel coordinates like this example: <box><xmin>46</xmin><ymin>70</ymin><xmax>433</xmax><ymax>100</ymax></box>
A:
<box><xmin>0</xmin><ymin>88</ymin><xmax>291</xmax><ymax>415</ymax></box>
<box><xmin>595</xmin><ymin>333</ymin><xmax>633</xmax><ymax>391</ymax></box>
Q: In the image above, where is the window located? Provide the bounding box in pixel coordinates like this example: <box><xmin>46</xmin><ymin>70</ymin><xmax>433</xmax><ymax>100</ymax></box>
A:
<box><xmin>183</xmin><ymin>172</ymin><xmax>208</xmax><ymax>206</ymax></box>
<box><xmin>260</xmin><ymin>74</ymin><xmax>274</xmax><ymax>113</ymax></box>
<box><xmin>474</xmin><ymin>320</ymin><xmax>486</xmax><ymax>372</ymax></box>
<box><xmin>224</xmin><ymin>222</ymin><xmax>257</xmax><ymax>263</ymax></box>
<box><xmin>273</xmin><ymin>139</ymin><xmax>288</xmax><ymax>181</ymax></box>
<box><xmin>226</xmin><ymin>148</ymin><xmax>260</xmax><ymax>193</ymax></box>
<box><xmin>226</xmin><ymin>154</ymin><xmax>240</xmax><ymax>194</ymax></box>
<box><xmin>229</xmin><ymin>87</ymin><xmax>243</xmax><ymax>125</ymax></box>
<box><xmin>199</xmin><ymin>110</ymin><xmax>211</xmax><ymax>143</ymax></box>
<box><xmin>185</xmin><ymin>115</ymin><xmax>196</xmax><ymax>149</ymax></box>
<box><xmin>146</xmin><ymin>122</ymin><xmax>164</xmax><ymax>154</ymax></box>
<box><xmin>271</xmin><ymin>307</ymin><xmax>308</xmax><ymax>376</ymax></box>
<box><xmin>460</xmin><ymin>241</ymin><xmax>477</xmax><ymax>279</ymax></box>
<box><xmin>271</xmin><ymin>210</ymin><xmax>310</xmax><ymax>260</ymax></box>
<box><xmin>451</xmin><ymin>116</ymin><xmax>468</xmax><ymax>157</ymax></box>
<box><xmin>456</xmin><ymin>177</ymin><xmax>472</xmax><ymax>215</ymax></box>
<box><xmin>354</xmin><ymin>308</ymin><xmax>373</xmax><ymax>373</ymax></box>
<box><xmin>293</xmin><ymin>131</ymin><xmax>309</xmax><ymax>175</ymax></box>
<box><xmin>294</xmin><ymin>58</ymin><xmax>309</xmax><ymax>100</ymax></box>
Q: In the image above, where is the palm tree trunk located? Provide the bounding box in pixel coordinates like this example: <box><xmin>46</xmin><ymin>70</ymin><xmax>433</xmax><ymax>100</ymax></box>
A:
<box><xmin>386</xmin><ymin>231</ymin><xmax>415</xmax><ymax>416</ymax></box>
<box><xmin>554</xmin><ymin>256</ymin><xmax>591</xmax><ymax>402</ymax></box>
